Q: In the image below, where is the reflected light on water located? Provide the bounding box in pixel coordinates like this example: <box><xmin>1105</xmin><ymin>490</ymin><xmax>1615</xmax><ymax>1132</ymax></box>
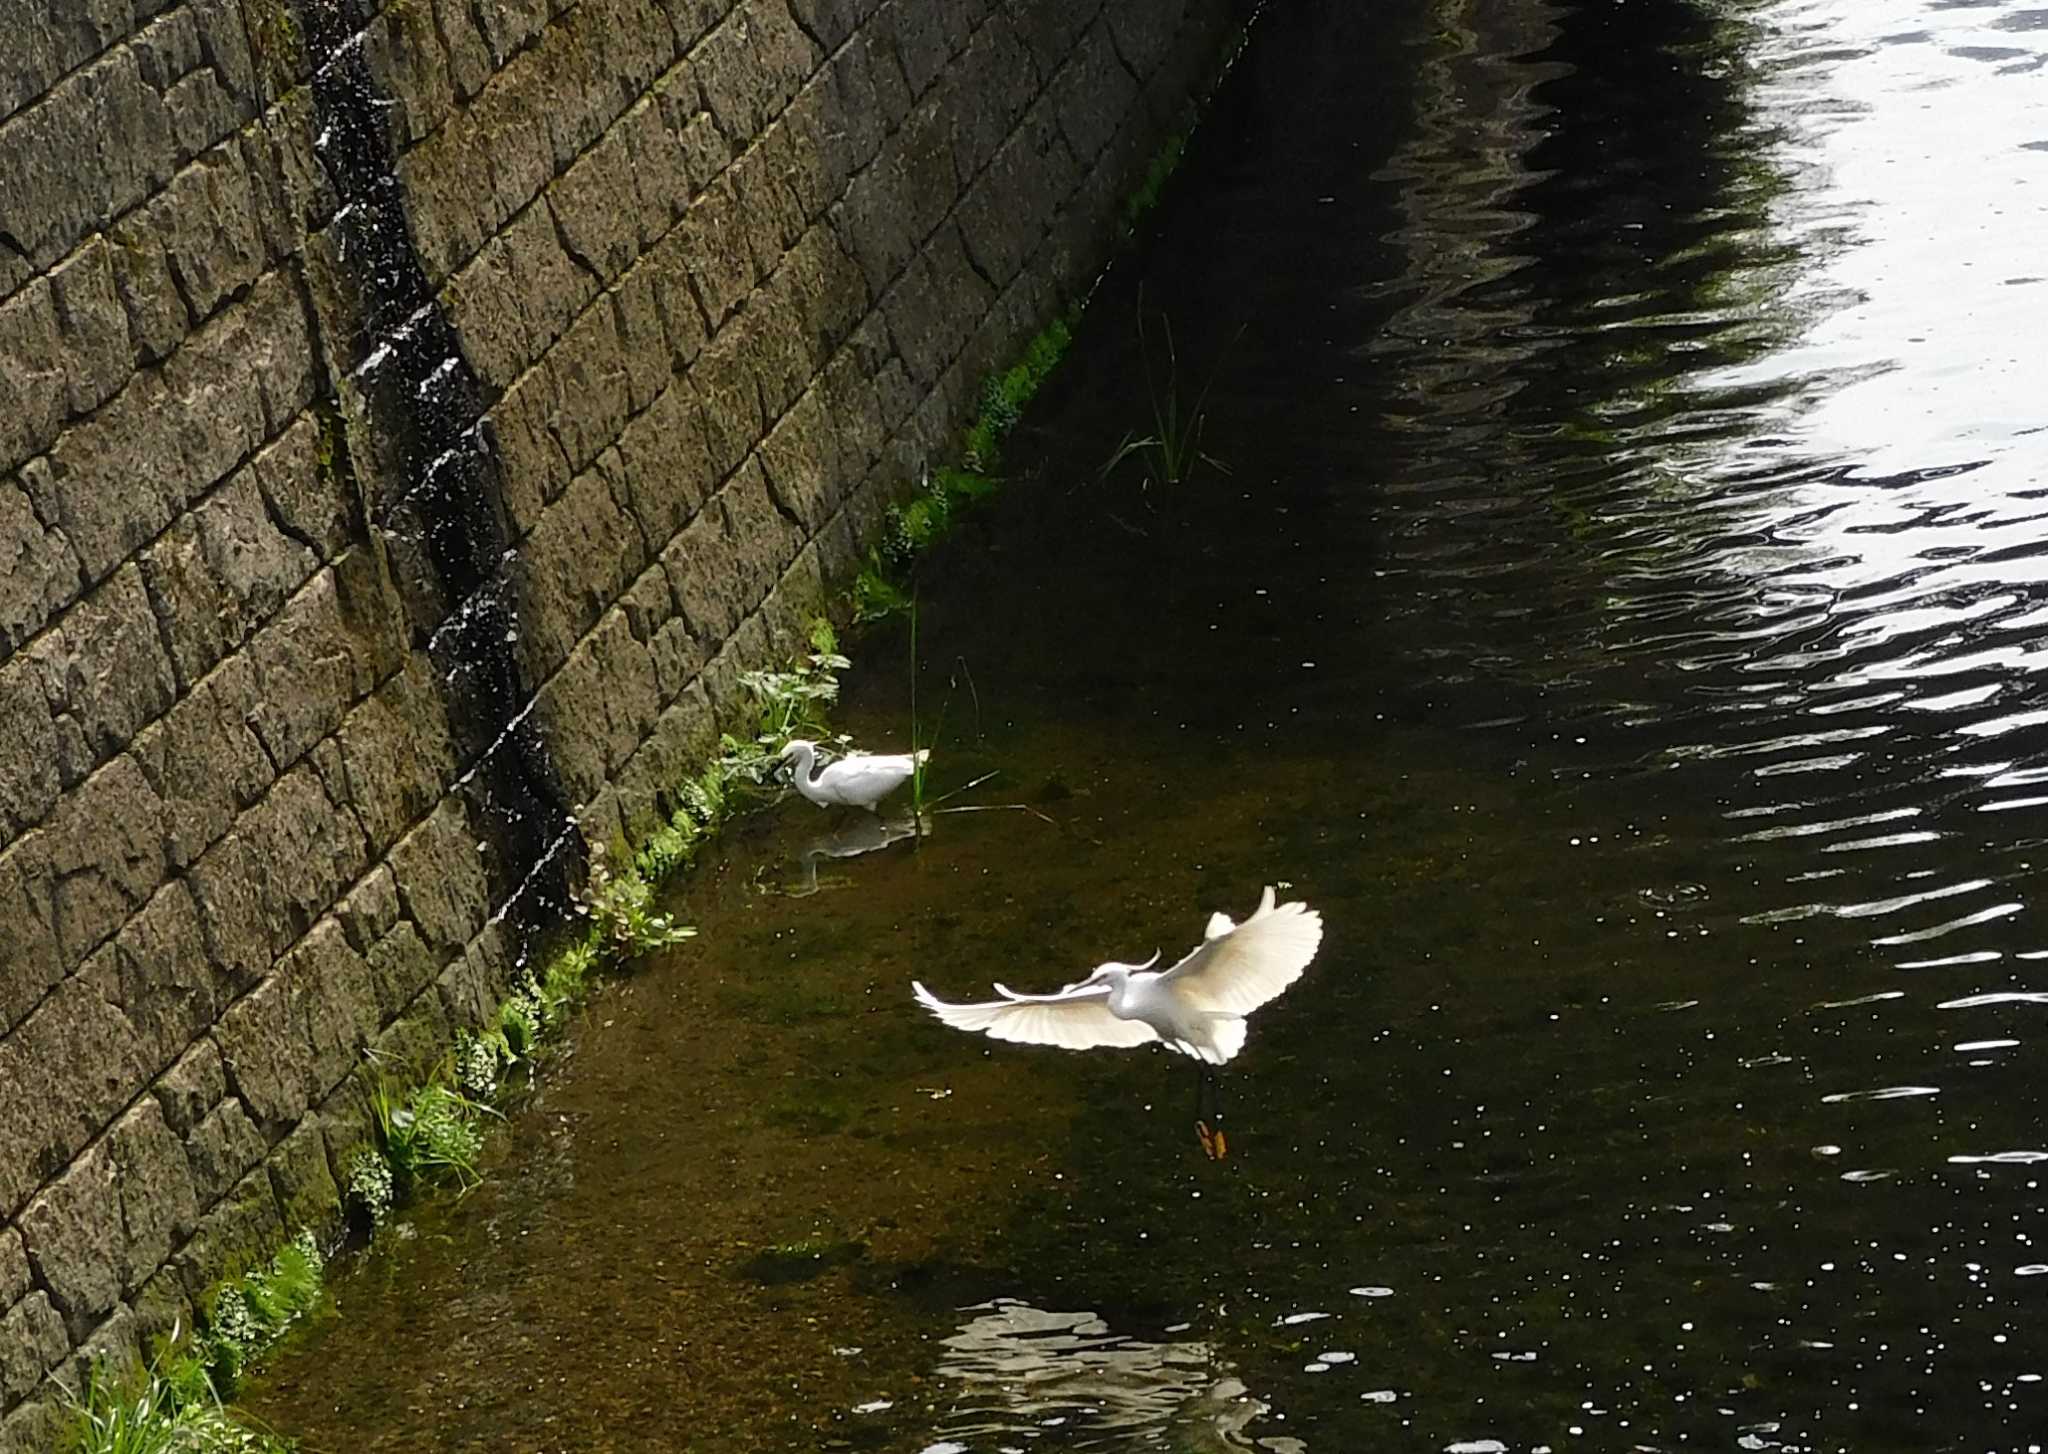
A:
<box><xmin>927</xmin><ymin>1300</ymin><xmax>1297</xmax><ymax>1452</ymax></box>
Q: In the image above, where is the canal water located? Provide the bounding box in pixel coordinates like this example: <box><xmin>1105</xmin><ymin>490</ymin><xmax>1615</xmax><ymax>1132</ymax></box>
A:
<box><xmin>246</xmin><ymin>0</ymin><xmax>2048</xmax><ymax>1448</ymax></box>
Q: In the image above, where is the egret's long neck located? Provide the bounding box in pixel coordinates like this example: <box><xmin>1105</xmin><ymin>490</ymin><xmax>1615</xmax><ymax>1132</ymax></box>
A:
<box><xmin>788</xmin><ymin>744</ymin><xmax>828</xmax><ymax>804</ymax></box>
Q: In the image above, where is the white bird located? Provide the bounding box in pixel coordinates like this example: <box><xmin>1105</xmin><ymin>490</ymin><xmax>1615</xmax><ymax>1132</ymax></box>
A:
<box><xmin>912</xmin><ymin>887</ymin><xmax>1323</xmax><ymax>1158</ymax></box>
<box><xmin>777</xmin><ymin>738</ymin><xmax>929</xmax><ymax>812</ymax></box>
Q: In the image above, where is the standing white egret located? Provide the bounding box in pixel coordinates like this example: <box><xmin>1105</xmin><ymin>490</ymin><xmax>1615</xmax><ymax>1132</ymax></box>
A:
<box><xmin>912</xmin><ymin>886</ymin><xmax>1323</xmax><ymax>1159</ymax></box>
<box><xmin>777</xmin><ymin>738</ymin><xmax>929</xmax><ymax>813</ymax></box>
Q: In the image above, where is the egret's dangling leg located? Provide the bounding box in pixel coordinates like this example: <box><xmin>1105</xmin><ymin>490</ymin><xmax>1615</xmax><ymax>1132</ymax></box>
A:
<box><xmin>1194</xmin><ymin>1065</ymin><xmax>1228</xmax><ymax>1161</ymax></box>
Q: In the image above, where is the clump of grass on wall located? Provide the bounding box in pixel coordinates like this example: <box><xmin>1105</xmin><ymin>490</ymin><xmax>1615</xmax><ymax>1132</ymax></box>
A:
<box><xmin>855</xmin><ymin>314</ymin><xmax>1077</xmax><ymax>620</ymax></box>
<box><xmin>67</xmin><ymin>1231</ymin><xmax>327</xmax><ymax>1453</ymax></box>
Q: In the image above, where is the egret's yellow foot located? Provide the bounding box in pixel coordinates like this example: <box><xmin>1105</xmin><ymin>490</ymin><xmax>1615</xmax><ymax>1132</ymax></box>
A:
<box><xmin>1195</xmin><ymin>1120</ymin><xmax>1226</xmax><ymax>1160</ymax></box>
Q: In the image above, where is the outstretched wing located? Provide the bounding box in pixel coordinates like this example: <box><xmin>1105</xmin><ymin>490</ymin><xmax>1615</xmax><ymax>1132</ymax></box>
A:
<box><xmin>912</xmin><ymin>981</ymin><xmax>1159</xmax><ymax>1051</ymax></box>
<box><xmin>1159</xmin><ymin>887</ymin><xmax>1323</xmax><ymax>1015</ymax></box>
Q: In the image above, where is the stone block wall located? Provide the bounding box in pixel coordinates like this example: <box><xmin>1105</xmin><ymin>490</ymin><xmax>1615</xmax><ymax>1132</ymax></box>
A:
<box><xmin>0</xmin><ymin>0</ymin><xmax>1237</xmax><ymax>1439</ymax></box>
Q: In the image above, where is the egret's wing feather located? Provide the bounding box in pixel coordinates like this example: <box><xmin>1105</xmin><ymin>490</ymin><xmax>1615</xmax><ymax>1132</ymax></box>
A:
<box><xmin>1159</xmin><ymin>887</ymin><xmax>1323</xmax><ymax>1015</ymax></box>
<box><xmin>912</xmin><ymin>981</ymin><xmax>1159</xmax><ymax>1051</ymax></box>
<box><xmin>1204</xmin><ymin>911</ymin><xmax>1237</xmax><ymax>940</ymax></box>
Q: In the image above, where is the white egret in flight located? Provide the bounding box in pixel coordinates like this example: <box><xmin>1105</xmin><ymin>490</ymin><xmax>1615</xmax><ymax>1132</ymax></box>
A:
<box><xmin>778</xmin><ymin>739</ymin><xmax>929</xmax><ymax>813</ymax></box>
<box><xmin>912</xmin><ymin>887</ymin><xmax>1323</xmax><ymax>1159</ymax></box>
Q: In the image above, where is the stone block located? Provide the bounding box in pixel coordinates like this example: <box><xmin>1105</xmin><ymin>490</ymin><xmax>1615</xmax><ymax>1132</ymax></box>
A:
<box><xmin>942</xmin><ymin>12</ymin><xmax>1041</xmax><ymax>186</ymax></box>
<box><xmin>0</xmin><ymin>657</ymin><xmax>59</xmax><ymax>841</ymax></box>
<box><xmin>267</xmin><ymin>1117</ymin><xmax>341</xmax><ymax>1238</ymax></box>
<box><xmin>880</xmin><ymin>0</ymin><xmax>952</xmax><ymax>96</ymax></box>
<box><xmin>642</xmin><ymin>230</ymin><xmax>712</xmax><ymax>377</ymax></box>
<box><xmin>43</xmin><ymin>273</ymin><xmax>302</xmax><ymax>584</ymax></box>
<box><xmin>243</xmin><ymin>564</ymin><xmax>400</xmax><ymax>774</ymax></box>
<box><xmin>819</xmin><ymin>341</ymin><xmax>886</xmax><ymax>472</ymax></box>
<box><xmin>168</xmin><ymin>1168</ymin><xmax>281</xmax><ymax>1308</ymax></box>
<box><xmin>130</xmin><ymin>1269</ymin><xmax>193</xmax><ymax>1368</ymax></box>
<box><xmin>0</xmin><ymin>838</ymin><xmax>62</xmax><ymax>1041</ymax></box>
<box><xmin>534</xmin><ymin>606</ymin><xmax>662</xmax><ymax>807</ymax></box>
<box><xmin>691</xmin><ymin>328</ymin><xmax>765</xmax><ymax>480</ymax></box>
<box><xmin>364</xmin><ymin>920</ymin><xmax>438</xmax><ymax>1025</ymax></box>
<box><xmin>103</xmin><ymin>879</ymin><xmax>220</xmax><ymax>1073</ymax></box>
<box><xmin>0</xmin><ymin>276</ymin><xmax>63</xmax><ymax>460</ymax></box>
<box><xmin>661</xmin><ymin>458</ymin><xmax>801</xmax><ymax>647</ymax></box>
<box><xmin>397</xmin><ymin>111</ymin><xmax>499</xmax><ymax>286</ymax></box>
<box><xmin>336</xmin><ymin>866</ymin><xmax>403</xmax><ymax>956</ymax></box>
<box><xmin>434</xmin><ymin>0</ymin><xmax>497</xmax><ymax>100</ymax></box>
<box><xmin>830</xmin><ymin>100</ymin><xmax>954</xmax><ymax>294</ymax></box>
<box><xmin>1013</xmin><ymin>0</ymin><xmax>1098</xmax><ymax>78</ymax></box>
<box><xmin>761</xmin><ymin>383</ymin><xmax>858</xmax><ymax>533</ymax></box>
<box><xmin>611</xmin><ymin>264</ymin><xmax>674</xmax><ymax>418</ymax></box>
<box><xmin>153</xmin><ymin>148</ymin><xmax>266</xmax><ymax>322</ymax></box>
<box><xmin>129</xmin><ymin>655</ymin><xmax>275</xmax><ymax>872</ymax></box>
<box><xmin>362</xmin><ymin>0</ymin><xmax>457</xmax><ymax>146</ymax></box>
<box><xmin>620</xmin><ymin>94</ymin><xmax>693</xmax><ymax>238</ymax></box>
<box><xmin>183</xmin><ymin>1098</ymin><xmax>267</xmax><ymax>1208</ymax></box>
<box><xmin>730</xmin><ymin>129</ymin><xmax>807</xmax><ymax>282</ymax></box>
<box><xmin>550</xmin><ymin>126</ymin><xmax>645</xmax><ymax>284</ymax></box>
<box><xmin>670</xmin><ymin>100</ymin><xmax>734</xmax><ymax>198</ymax></box>
<box><xmin>154</xmin><ymin>1039</ymin><xmax>228</xmax><ymax>1136</ymax></box>
<box><xmin>544</xmin><ymin>298</ymin><xmax>634</xmax><ymax>478</ymax></box>
<box><xmin>486</xmin><ymin>363</ymin><xmax>573</xmax><ymax>537</ymax></box>
<box><xmin>615</xmin><ymin>380</ymin><xmax>718</xmax><ymax>552</ymax></box>
<box><xmin>18</xmin><ymin>1140</ymin><xmax>120</xmax><ymax>1335</ymax></box>
<box><xmin>47</xmin><ymin>237</ymin><xmax>133</xmax><ymax>417</ymax></box>
<box><xmin>330</xmin><ymin>660</ymin><xmax>459</xmax><ymax>858</ymax></box>
<box><xmin>696</xmin><ymin>0</ymin><xmax>821</xmax><ymax>142</ymax></box>
<box><xmin>388</xmin><ymin>797</ymin><xmax>492</xmax><ymax>956</ymax></box>
<box><xmin>0</xmin><ymin>1388</ymin><xmax>70</xmax><ymax>1454</ymax></box>
<box><xmin>0</xmin><ymin>47</ymin><xmax>176</xmax><ymax>271</ymax></box>
<box><xmin>957</xmin><ymin>106</ymin><xmax>1076</xmax><ymax>287</ymax></box>
<box><xmin>106</xmin><ymin>1101</ymin><xmax>201</xmax><ymax>1298</ymax></box>
<box><xmin>0</xmin><ymin>1</ymin><xmax>130</xmax><ymax>118</ymax></box>
<box><xmin>253</xmin><ymin>411</ymin><xmax>357</xmax><ymax>561</ymax></box>
<box><xmin>883</xmin><ymin>226</ymin><xmax>995</xmax><ymax>388</ymax></box>
<box><xmin>244</xmin><ymin>90</ymin><xmax>336</xmax><ymax>264</ymax></box>
<box><xmin>676</xmin><ymin>174</ymin><xmax>753</xmax><ymax>331</ymax></box>
<box><xmin>451</xmin><ymin>201</ymin><xmax>594</xmax><ymax>391</ymax></box>
<box><xmin>23</xmin><ymin>563</ymin><xmax>175</xmax><ymax>768</ymax></box>
<box><xmin>511</xmin><ymin>463</ymin><xmax>645</xmax><ymax>684</ymax></box>
<box><xmin>42</xmin><ymin>754</ymin><xmax>168</xmax><ymax>973</ymax></box>
<box><xmin>282</xmin><ymin>918</ymin><xmax>380</xmax><ymax>1105</ymax></box>
<box><xmin>141</xmin><ymin>470</ymin><xmax>320</xmax><ymax>690</ymax></box>
<box><xmin>0</xmin><ymin>1292</ymin><xmax>68</xmax><ymax>1406</ymax></box>
<box><xmin>362</xmin><ymin>985</ymin><xmax>453</xmax><ymax>1092</ymax></box>
<box><xmin>476</xmin><ymin>0</ymin><xmax>552</xmax><ymax>64</ymax></box>
<box><xmin>434</xmin><ymin>947</ymin><xmax>496</xmax><ymax>1032</ymax></box>
<box><xmin>187</xmin><ymin>766</ymin><xmax>370</xmax><ymax>986</ymax></box>
<box><xmin>788</xmin><ymin>0</ymin><xmax>872</xmax><ymax>51</ymax></box>
<box><xmin>784</xmin><ymin>225</ymin><xmax>869</xmax><ymax>358</ymax></box>
<box><xmin>213</xmin><ymin>970</ymin><xmax>299</xmax><ymax>1133</ymax></box>
<box><xmin>731</xmin><ymin>282</ymin><xmax>815</xmax><ymax>426</ymax></box>
<box><xmin>0</xmin><ymin>474</ymin><xmax>87</xmax><ymax>657</ymax></box>
<box><xmin>107</xmin><ymin>215</ymin><xmax>190</xmax><ymax>365</ymax></box>
<box><xmin>1049</xmin><ymin>20</ymin><xmax>1137</xmax><ymax>164</ymax></box>
<box><xmin>1104</xmin><ymin>0</ymin><xmax>1185</xmax><ymax>80</ymax></box>
<box><xmin>0</xmin><ymin>1224</ymin><xmax>26</xmax><ymax>1308</ymax></box>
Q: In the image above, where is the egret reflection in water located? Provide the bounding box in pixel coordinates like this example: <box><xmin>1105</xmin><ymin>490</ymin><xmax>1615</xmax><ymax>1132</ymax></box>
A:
<box><xmin>782</xmin><ymin>813</ymin><xmax>925</xmax><ymax>896</ymax></box>
<box><xmin>926</xmin><ymin>1300</ymin><xmax>1298</xmax><ymax>1453</ymax></box>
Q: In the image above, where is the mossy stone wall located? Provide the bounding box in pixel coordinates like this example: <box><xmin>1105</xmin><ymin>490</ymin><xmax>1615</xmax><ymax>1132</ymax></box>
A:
<box><xmin>0</xmin><ymin>0</ymin><xmax>1237</xmax><ymax>1441</ymax></box>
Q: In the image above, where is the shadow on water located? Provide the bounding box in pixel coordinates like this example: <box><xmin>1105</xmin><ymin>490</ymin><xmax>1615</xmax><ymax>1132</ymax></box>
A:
<box><xmin>249</xmin><ymin>0</ymin><xmax>2048</xmax><ymax>1448</ymax></box>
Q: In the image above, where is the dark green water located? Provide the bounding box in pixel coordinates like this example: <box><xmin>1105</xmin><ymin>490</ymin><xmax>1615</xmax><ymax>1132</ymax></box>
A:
<box><xmin>248</xmin><ymin>0</ymin><xmax>2048</xmax><ymax>1449</ymax></box>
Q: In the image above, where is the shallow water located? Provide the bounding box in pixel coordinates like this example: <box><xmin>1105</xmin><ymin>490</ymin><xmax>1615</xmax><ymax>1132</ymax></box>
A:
<box><xmin>248</xmin><ymin>0</ymin><xmax>2048</xmax><ymax>1449</ymax></box>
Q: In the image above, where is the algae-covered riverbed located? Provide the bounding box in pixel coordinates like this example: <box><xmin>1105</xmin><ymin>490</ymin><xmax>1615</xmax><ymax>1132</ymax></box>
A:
<box><xmin>247</xmin><ymin>0</ymin><xmax>2048</xmax><ymax>1447</ymax></box>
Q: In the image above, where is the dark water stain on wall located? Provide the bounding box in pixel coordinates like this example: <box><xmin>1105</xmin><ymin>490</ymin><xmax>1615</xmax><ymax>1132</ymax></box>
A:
<box><xmin>293</xmin><ymin>0</ymin><xmax>579</xmax><ymax>925</ymax></box>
